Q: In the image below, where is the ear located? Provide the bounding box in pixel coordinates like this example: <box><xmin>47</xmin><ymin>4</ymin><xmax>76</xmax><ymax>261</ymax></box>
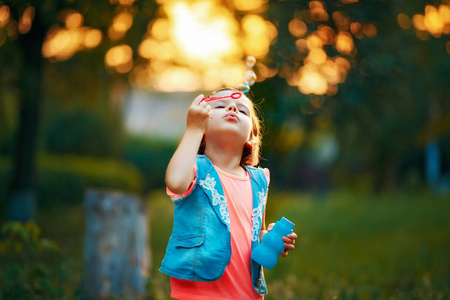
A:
<box><xmin>245</xmin><ymin>140</ymin><xmax>253</xmax><ymax>149</ymax></box>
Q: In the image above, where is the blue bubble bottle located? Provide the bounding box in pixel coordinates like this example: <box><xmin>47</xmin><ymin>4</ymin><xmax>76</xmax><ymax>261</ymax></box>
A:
<box><xmin>251</xmin><ymin>217</ymin><xmax>295</xmax><ymax>270</ymax></box>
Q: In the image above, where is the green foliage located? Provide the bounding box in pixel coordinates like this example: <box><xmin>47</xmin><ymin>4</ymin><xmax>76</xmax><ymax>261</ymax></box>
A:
<box><xmin>0</xmin><ymin>154</ymin><xmax>144</xmax><ymax>208</ymax></box>
<box><xmin>39</xmin><ymin>154</ymin><xmax>143</xmax><ymax>195</ymax></box>
<box><xmin>122</xmin><ymin>135</ymin><xmax>177</xmax><ymax>192</ymax></box>
<box><xmin>43</xmin><ymin>105</ymin><xmax>124</xmax><ymax>158</ymax></box>
<box><xmin>0</xmin><ymin>221</ymin><xmax>77</xmax><ymax>300</ymax></box>
<box><xmin>256</xmin><ymin>0</ymin><xmax>450</xmax><ymax>192</ymax></box>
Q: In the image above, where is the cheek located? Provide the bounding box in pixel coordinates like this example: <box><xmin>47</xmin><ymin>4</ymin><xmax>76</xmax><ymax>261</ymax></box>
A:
<box><xmin>243</xmin><ymin>119</ymin><xmax>253</xmax><ymax>135</ymax></box>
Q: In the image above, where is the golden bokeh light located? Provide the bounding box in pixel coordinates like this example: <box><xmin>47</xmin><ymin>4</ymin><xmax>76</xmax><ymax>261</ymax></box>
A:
<box><xmin>289</xmin><ymin>19</ymin><xmax>308</xmax><ymax>38</ymax></box>
<box><xmin>289</xmin><ymin>2</ymin><xmax>362</xmax><ymax>96</ymax></box>
<box><xmin>309</xmin><ymin>1</ymin><xmax>329</xmax><ymax>22</ymax></box>
<box><xmin>42</xmin><ymin>27</ymin><xmax>83</xmax><ymax>60</ymax></box>
<box><xmin>105</xmin><ymin>44</ymin><xmax>133</xmax><ymax>73</ymax></box>
<box><xmin>113</xmin><ymin>12</ymin><xmax>133</xmax><ymax>33</ymax></box>
<box><xmin>108</xmin><ymin>11</ymin><xmax>133</xmax><ymax>41</ymax></box>
<box><xmin>155</xmin><ymin>66</ymin><xmax>201</xmax><ymax>92</ymax></box>
<box><xmin>403</xmin><ymin>2</ymin><xmax>450</xmax><ymax>42</ymax></box>
<box><xmin>65</xmin><ymin>11</ymin><xmax>84</xmax><ymax>29</ymax></box>
<box><xmin>105</xmin><ymin>44</ymin><xmax>132</xmax><ymax>66</ymax></box>
<box><xmin>317</xmin><ymin>25</ymin><xmax>335</xmax><ymax>45</ymax></box>
<box><xmin>412</xmin><ymin>14</ymin><xmax>426</xmax><ymax>31</ymax></box>
<box><xmin>350</xmin><ymin>22</ymin><xmax>364</xmax><ymax>39</ymax></box>
<box><xmin>233</xmin><ymin>0</ymin><xmax>266</xmax><ymax>12</ymax></box>
<box><xmin>83</xmin><ymin>29</ymin><xmax>103</xmax><ymax>48</ymax></box>
<box><xmin>110</xmin><ymin>0</ymin><xmax>136</xmax><ymax>5</ymax></box>
<box><xmin>133</xmin><ymin>0</ymin><xmax>275</xmax><ymax>92</ymax></box>
<box><xmin>116</xmin><ymin>59</ymin><xmax>133</xmax><ymax>73</ymax></box>
<box><xmin>42</xmin><ymin>9</ymin><xmax>103</xmax><ymax>61</ymax></box>
<box><xmin>334</xmin><ymin>56</ymin><xmax>351</xmax><ymax>71</ymax></box>
<box><xmin>6</xmin><ymin>21</ymin><xmax>18</xmax><ymax>38</ymax></box>
<box><xmin>335</xmin><ymin>31</ymin><xmax>354</xmax><ymax>55</ymax></box>
<box><xmin>439</xmin><ymin>4</ymin><xmax>450</xmax><ymax>23</ymax></box>
<box><xmin>306</xmin><ymin>34</ymin><xmax>323</xmax><ymax>49</ymax></box>
<box><xmin>150</xmin><ymin>18</ymin><xmax>170</xmax><ymax>40</ymax></box>
<box><xmin>397</xmin><ymin>13</ymin><xmax>412</xmax><ymax>29</ymax></box>
<box><xmin>321</xmin><ymin>60</ymin><xmax>340</xmax><ymax>84</ymax></box>
<box><xmin>424</xmin><ymin>5</ymin><xmax>444</xmax><ymax>36</ymax></box>
<box><xmin>307</xmin><ymin>48</ymin><xmax>327</xmax><ymax>65</ymax></box>
<box><xmin>363</xmin><ymin>23</ymin><xmax>377</xmax><ymax>38</ymax></box>
<box><xmin>0</xmin><ymin>5</ymin><xmax>10</xmax><ymax>28</ymax></box>
<box><xmin>255</xmin><ymin>63</ymin><xmax>277</xmax><ymax>81</ymax></box>
<box><xmin>298</xmin><ymin>69</ymin><xmax>328</xmax><ymax>95</ymax></box>
<box><xmin>138</xmin><ymin>37</ymin><xmax>157</xmax><ymax>59</ymax></box>
<box><xmin>242</xmin><ymin>14</ymin><xmax>275</xmax><ymax>58</ymax></box>
<box><xmin>332</xmin><ymin>11</ymin><xmax>350</xmax><ymax>31</ymax></box>
<box><xmin>296</xmin><ymin>55</ymin><xmax>350</xmax><ymax>96</ymax></box>
<box><xmin>18</xmin><ymin>6</ymin><xmax>35</xmax><ymax>34</ymax></box>
<box><xmin>169</xmin><ymin>1</ymin><xmax>240</xmax><ymax>62</ymax></box>
<box><xmin>295</xmin><ymin>39</ymin><xmax>308</xmax><ymax>53</ymax></box>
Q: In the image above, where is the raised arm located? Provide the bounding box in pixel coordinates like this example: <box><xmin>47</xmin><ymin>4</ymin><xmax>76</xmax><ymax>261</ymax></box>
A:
<box><xmin>165</xmin><ymin>94</ymin><xmax>211</xmax><ymax>194</ymax></box>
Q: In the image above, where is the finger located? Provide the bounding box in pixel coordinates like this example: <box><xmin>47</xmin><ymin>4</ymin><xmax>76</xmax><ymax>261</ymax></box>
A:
<box><xmin>193</xmin><ymin>94</ymin><xmax>204</xmax><ymax>106</ymax></box>
<box><xmin>281</xmin><ymin>250</ymin><xmax>288</xmax><ymax>257</ymax></box>
<box><xmin>282</xmin><ymin>236</ymin><xmax>295</xmax><ymax>244</ymax></box>
<box><xmin>206</xmin><ymin>105</ymin><xmax>213</xmax><ymax>119</ymax></box>
<box><xmin>267</xmin><ymin>223</ymin><xmax>275</xmax><ymax>231</ymax></box>
<box><xmin>287</xmin><ymin>233</ymin><xmax>298</xmax><ymax>241</ymax></box>
<box><xmin>284</xmin><ymin>243</ymin><xmax>295</xmax><ymax>251</ymax></box>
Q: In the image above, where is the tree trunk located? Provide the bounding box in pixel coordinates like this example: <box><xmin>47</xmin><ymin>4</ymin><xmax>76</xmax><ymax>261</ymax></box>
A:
<box><xmin>7</xmin><ymin>9</ymin><xmax>46</xmax><ymax>221</ymax></box>
<box><xmin>83</xmin><ymin>189</ymin><xmax>150</xmax><ymax>299</ymax></box>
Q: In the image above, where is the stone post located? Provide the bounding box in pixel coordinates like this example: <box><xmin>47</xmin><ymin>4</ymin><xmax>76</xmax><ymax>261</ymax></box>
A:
<box><xmin>83</xmin><ymin>189</ymin><xmax>150</xmax><ymax>299</ymax></box>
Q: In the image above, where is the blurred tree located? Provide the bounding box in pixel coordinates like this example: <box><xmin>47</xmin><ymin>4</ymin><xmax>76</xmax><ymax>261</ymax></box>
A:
<box><xmin>1</xmin><ymin>0</ymin><xmax>157</xmax><ymax>221</ymax></box>
<box><xmin>256</xmin><ymin>0</ymin><xmax>450</xmax><ymax>192</ymax></box>
<box><xmin>1</xmin><ymin>0</ymin><xmax>448</xmax><ymax>216</ymax></box>
<box><xmin>5</xmin><ymin>1</ymin><xmax>51</xmax><ymax>221</ymax></box>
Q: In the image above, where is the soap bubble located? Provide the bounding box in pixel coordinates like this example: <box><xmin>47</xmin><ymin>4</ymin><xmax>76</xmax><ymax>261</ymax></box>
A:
<box><xmin>234</xmin><ymin>83</ymin><xmax>250</xmax><ymax>93</ymax></box>
<box><xmin>246</xmin><ymin>55</ymin><xmax>256</xmax><ymax>68</ymax></box>
<box><xmin>244</xmin><ymin>70</ymin><xmax>257</xmax><ymax>86</ymax></box>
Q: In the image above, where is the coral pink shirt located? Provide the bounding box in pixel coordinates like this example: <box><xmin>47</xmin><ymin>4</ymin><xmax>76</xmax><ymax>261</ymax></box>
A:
<box><xmin>167</xmin><ymin>165</ymin><xmax>269</xmax><ymax>300</ymax></box>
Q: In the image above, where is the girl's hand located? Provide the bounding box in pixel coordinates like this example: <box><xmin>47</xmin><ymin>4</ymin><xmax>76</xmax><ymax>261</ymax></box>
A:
<box><xmin>266</xmin><ymin>223</ymin><xmax>298</xmax><ymax>257</ymax></box>
<box><xmin>186</xmin><ymin>94</ymin><xmax>211</xmax><ymax>133</ymax></box>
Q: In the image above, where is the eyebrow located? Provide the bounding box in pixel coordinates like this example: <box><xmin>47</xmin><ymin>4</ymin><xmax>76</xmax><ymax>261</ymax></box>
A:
<box><xmin>215</xmin><ymin>99</ymin><xmax>251</xmax><ymax>110</ymax></box>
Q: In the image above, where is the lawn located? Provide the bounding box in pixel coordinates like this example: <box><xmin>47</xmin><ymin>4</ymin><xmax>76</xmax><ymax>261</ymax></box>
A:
<box><xmin>36</xmin><ymin>189</ymin><xmax>450</xmax><ymax>299</ymax></box>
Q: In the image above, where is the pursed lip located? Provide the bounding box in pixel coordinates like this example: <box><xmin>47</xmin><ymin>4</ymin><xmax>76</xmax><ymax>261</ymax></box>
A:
<box><xmin>224</xmin><ymin>112</ymin><xmax>239</xmax><ymax>121</ymax></box>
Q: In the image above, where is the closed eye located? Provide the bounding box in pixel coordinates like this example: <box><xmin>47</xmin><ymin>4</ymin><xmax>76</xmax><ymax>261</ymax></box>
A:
<box><xmin>239</xmin><ymin>110</ymin><xmax>248</xmax><ymax>115</ymax></box>
<box><xmin>215</xmin><ymin>105</ymin><xmax>225</xmax><ymax>109</ymax></box>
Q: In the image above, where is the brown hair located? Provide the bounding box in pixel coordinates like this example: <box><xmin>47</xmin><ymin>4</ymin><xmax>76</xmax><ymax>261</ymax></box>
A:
<box><xmin>198</xmin><ymin>88</ymin><xmax>263</xmax><ymax>167</ymax></box>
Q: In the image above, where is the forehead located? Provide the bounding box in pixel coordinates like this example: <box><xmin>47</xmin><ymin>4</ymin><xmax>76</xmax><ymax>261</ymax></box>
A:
<box><xmin>212</xmin><ymin>90</ymin><xmax>252</xmax><ymax>107</ymax></box>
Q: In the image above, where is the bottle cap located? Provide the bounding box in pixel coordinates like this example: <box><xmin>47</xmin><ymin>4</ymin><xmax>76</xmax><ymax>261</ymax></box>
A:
<box><xmin>280</xmin><ymin>217</ymin><xmax>295</xmax><ymax>229</ymax></box>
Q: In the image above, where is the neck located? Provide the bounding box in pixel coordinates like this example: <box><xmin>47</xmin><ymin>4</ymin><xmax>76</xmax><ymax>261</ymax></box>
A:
<box><xmin>204</xmin><ymin>143</ymin><xmax>245</xmax><ymax>176</ymax></box>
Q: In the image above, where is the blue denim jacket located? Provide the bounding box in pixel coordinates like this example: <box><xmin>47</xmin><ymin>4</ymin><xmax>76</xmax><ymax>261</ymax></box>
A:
<box><xmin>159</xmin><ymin>155</ymin><xmax>269</xmax><ymax>295</ymax></box>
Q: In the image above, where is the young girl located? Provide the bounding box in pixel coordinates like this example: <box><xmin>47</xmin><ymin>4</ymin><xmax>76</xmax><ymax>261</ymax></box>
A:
<box><xmin>160</xmin><ymin>88</ymin><xmax>297</xmax><ymax>299</ymax></box>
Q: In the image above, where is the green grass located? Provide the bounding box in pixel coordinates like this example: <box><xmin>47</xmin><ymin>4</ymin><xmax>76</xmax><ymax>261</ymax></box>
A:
<box><xmin>263</xmin><ymin>190</ymin><xmax>450</xmax><ymax>300</ymax></box>
<box><xmin>35</xmin><ymin>190</ymin><xmax>450</xmax><ymax>299</ymax></box>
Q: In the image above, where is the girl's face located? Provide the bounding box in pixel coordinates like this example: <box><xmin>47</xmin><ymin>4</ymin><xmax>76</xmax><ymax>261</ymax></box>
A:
<box><xmin>204</xmin><ymin>90</ymin><xmax>253</xmax><ymax>146</ymax></box>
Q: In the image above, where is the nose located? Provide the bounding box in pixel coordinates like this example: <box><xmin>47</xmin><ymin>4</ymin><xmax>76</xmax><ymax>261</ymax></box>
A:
<box><xmin>227</xmin><ymin>103</ymin><xmax>238</xmax><ymax>112</ymax></box>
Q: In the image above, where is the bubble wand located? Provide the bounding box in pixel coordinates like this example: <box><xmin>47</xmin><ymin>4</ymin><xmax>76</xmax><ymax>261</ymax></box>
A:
<box><xmin>200</xmin><ymin>92</ymin><xmax>243</xmax><ymax>103</ymax></box>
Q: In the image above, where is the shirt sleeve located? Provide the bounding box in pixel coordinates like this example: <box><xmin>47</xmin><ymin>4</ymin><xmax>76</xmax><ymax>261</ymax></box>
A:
<box><xmin>166</xmin><ymin>165</ymin><xmax>197</xmax><ymax>199</ymax></box>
